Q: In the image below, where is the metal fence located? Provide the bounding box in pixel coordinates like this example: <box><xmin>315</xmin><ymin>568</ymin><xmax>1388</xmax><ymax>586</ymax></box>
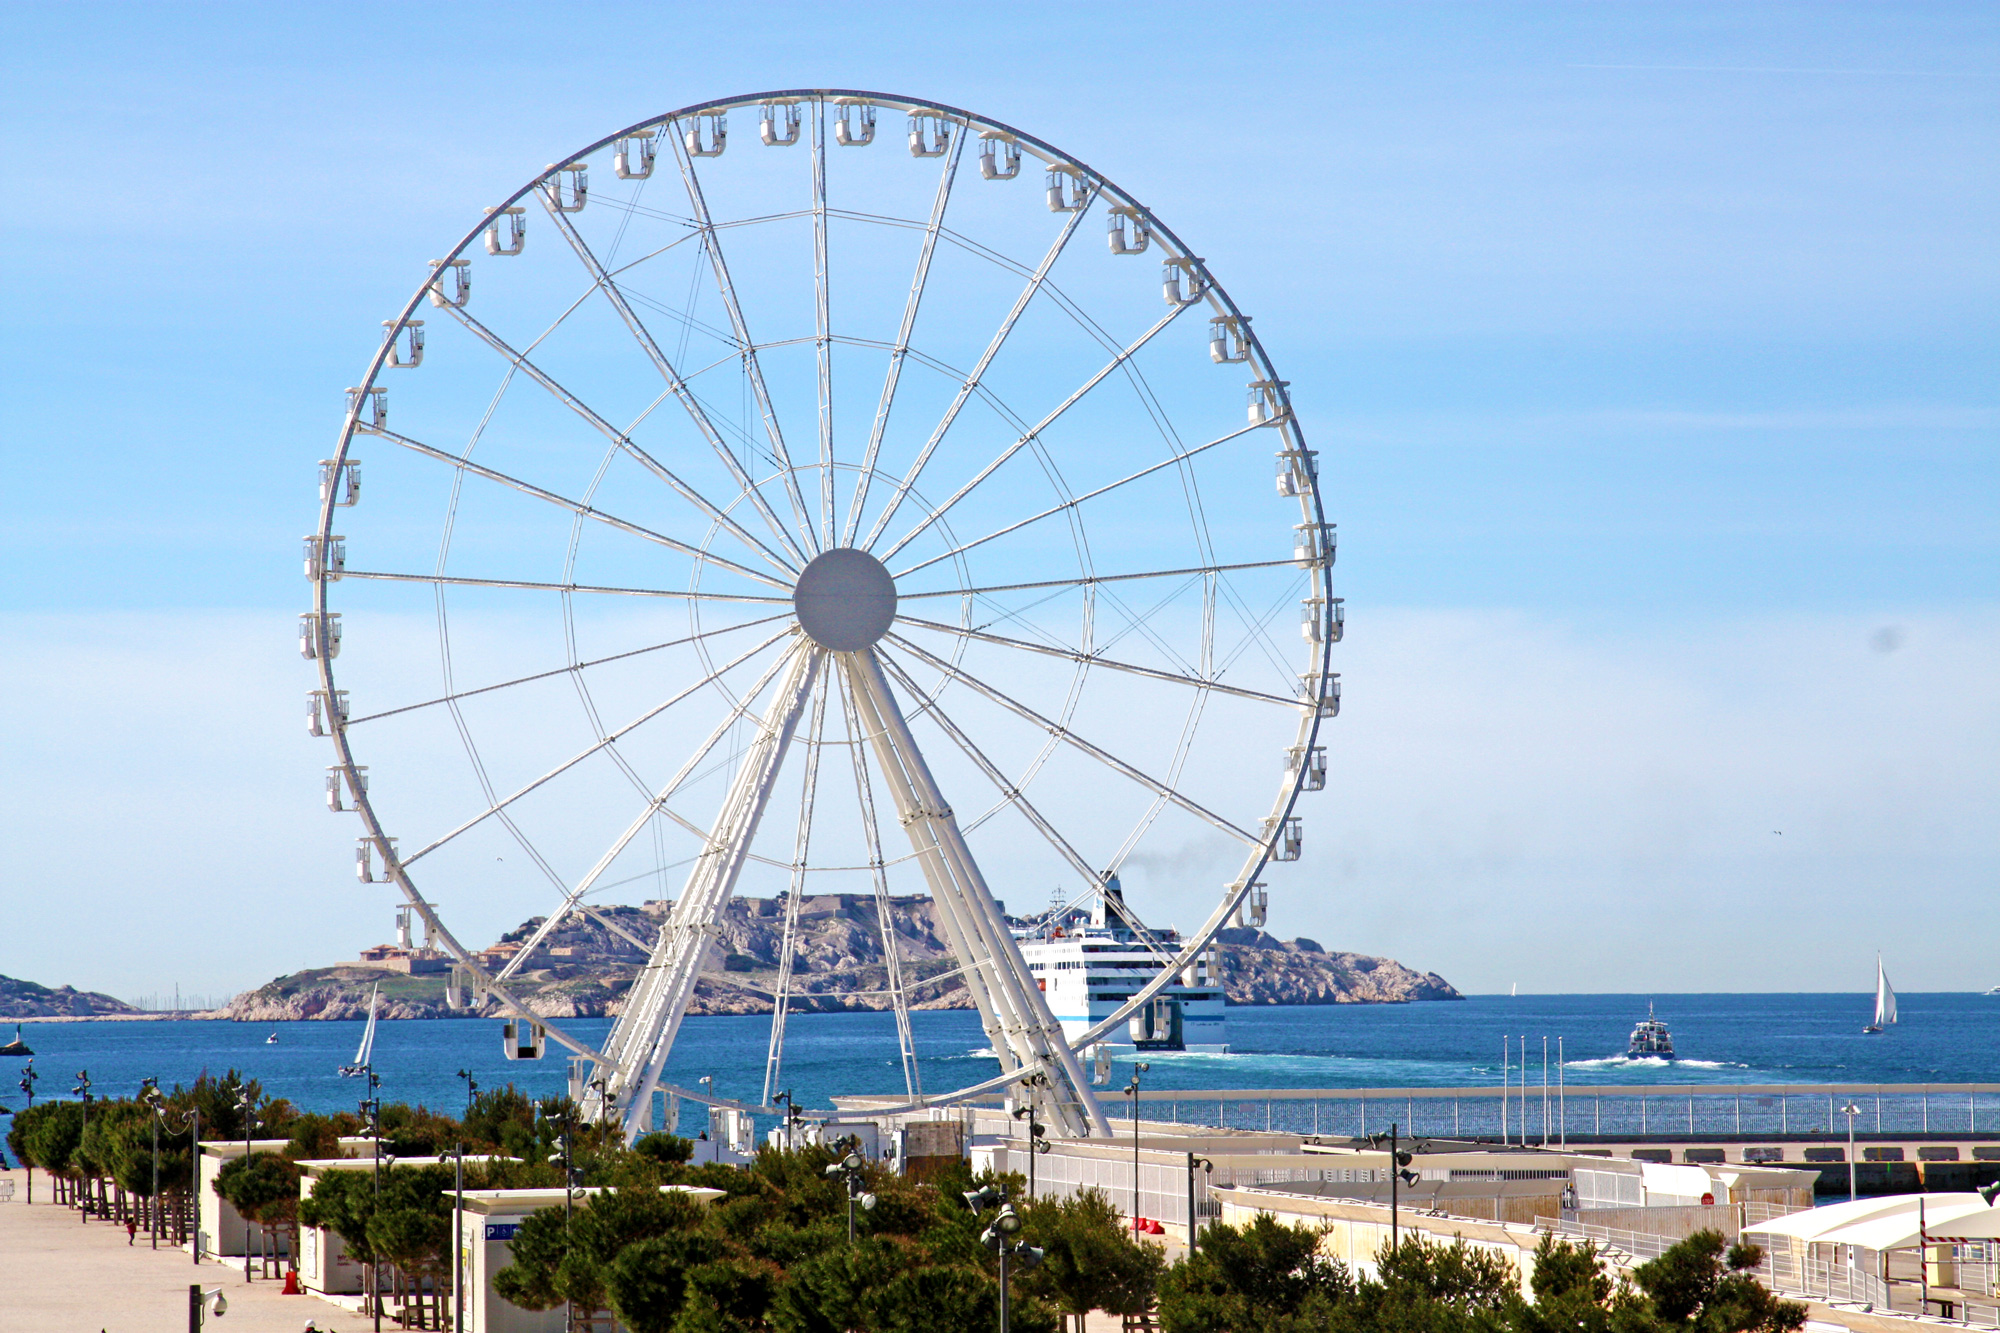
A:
<box><xmin>1136</xmin><ymin>1084</ymin><xmax>2000</xmax><ymax>1143</ymax></box>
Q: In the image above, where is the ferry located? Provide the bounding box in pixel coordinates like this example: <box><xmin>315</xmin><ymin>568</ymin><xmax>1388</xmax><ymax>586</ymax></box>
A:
<box><xmin>1627</xmin><ymin>1002</ymin><xmax>1675</xmax><ymax>1059</ymax></box>
<box><xmin>1015</xmin><ymin>879</ymin><xmax>1227</xmax><ymax>1053</ymax></box>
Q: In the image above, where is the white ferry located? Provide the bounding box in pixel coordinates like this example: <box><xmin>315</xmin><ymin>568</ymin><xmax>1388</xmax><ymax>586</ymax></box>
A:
<box><xmin>1015</xmin><ymin>880</ymin><xmax>1228</xmax><ymax>1054</ymax></box>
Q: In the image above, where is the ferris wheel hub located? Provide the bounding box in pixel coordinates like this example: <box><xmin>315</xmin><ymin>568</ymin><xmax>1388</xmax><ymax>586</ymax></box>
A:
<box><xmin>792</xmin><ymin>547</ymin><xmax>898</xmax><ymax>651</ymax></box>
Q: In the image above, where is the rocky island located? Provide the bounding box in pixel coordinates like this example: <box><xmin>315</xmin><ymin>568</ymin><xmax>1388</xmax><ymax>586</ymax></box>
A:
<box><xmin>218</xmin><ymin>894</ymin><xmax>1460</xmax><ymax>1022</ymax></box>
<box><xmin>0</xmin><ymin>973</ymin><xmax>143</xmax><ymax>1019</ymax></box>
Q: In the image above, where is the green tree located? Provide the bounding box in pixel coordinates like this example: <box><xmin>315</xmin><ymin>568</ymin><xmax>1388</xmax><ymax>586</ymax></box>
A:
<box><xmin>1020</xmin><ymin>1187</ymin><xmax>1166</xmax><ymax>1331</ymax></box>
<box><xmin>1628</xmin><ymin>1233</ymin><xmax>1806</xmax><ymax>1333</ymax></box>
<box><xmin>1158</xmin><ymin>1213</ymin><xmax>1351</xmax><ymax>1333</ymax></box>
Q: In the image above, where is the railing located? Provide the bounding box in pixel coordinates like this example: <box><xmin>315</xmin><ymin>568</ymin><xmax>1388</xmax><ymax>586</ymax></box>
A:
<box><xmin>1133</xmin><ymin>1084</ymin><xmax>2000</xmax><ymax>1143</ymax></box>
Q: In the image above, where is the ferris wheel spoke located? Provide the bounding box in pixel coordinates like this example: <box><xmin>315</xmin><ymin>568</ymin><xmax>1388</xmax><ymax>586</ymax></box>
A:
<box><xmin>539</xmin><ymin>190</ymin><xmax>814</xmax><ymax>570</ymax></box>
<box><xmin>400</xmin><ymin>627</ymin><xmax>796</xmax><ymax>868</ymax></box>
<box><xmin>875</xmin><ymin>296</ymin><xmax>1195</xmax><ymax>563</ymax></box>
<box><xmin>488</xmin><ymin>640</ymin><xmax>816</xmax><ymax>988</ymax></box>
<box><xmin>370</xmin><ymin>425</ymin><xmax>792</xmax><ymax>591</ymax></box>
<box><xmin>883</xmin><ymin>634</ymin><xmax>1260</xmax><ymax>847</ymax></box>
<box><xmin>858</xmin><ymin>193</ymin><xmax>1098</xmax><ymax>553</ymax></box>
<box><xmin>342</xmin><ymin>569</ymin><xmax>788</xmax><ymax>604</ymax></box>
<box><xmin>669</xmin><ymin>126</ymin><xmax>820</xmax><ymax>557</ymax></box>
<box><xmin>898</xmin><ymin>556</ymin><xmax>1301</xmax><ymax>603</ymax></box>
<box><xmin>894</xmin><ymin>613</ymin><xmax>1297</xmax><ymax>709</ymax></box>
<box><xmin>443</xmin><ymin>307</ymin><xmax>801</xmax><ymax>579</ymax></box>
<box><xmin>842</xmin><ymin>123</ymin><xmax>965</xmax><ymax>549</ymax></box>
<box><xmin>346</xmin><ymin>611</ymin><xmax>795</xmax><ymax>727</ymax></box>
<box><xmin>811</xmin><ymin>100</ymin><xmax>836</xmax><ymax>550</ymax></box>
<box><xmin>893</xmin><ymin>420</ymin><xmax>1266</xmax><ymax>581</ymax></box>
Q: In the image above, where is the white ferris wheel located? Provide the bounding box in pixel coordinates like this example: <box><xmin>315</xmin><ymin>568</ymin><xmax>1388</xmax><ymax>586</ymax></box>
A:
<box><xmin>304</xmin><ymin>90</ymin><xmax>1341</xmax><ymax>1142</ymax></box>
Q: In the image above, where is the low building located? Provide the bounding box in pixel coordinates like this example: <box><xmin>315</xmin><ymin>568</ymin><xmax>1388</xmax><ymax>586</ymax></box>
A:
<box><xmin>195</xmin><ymin>1139</ymin><xmax>296</xmax><ymax>1260</ymax></box>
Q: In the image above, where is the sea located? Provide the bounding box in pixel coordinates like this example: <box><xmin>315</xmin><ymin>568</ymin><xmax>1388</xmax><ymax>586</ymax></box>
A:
<box><xmin>8</xmin><ymin>993</ymin><xmax>1995</xmax><ymax>1142</ymax></box>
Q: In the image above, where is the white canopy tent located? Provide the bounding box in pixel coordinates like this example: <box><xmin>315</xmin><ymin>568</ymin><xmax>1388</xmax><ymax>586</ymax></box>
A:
<box><xmin>1748</xmin><ymin>1194</ymin><xmax>1970</xmax><ymax>1244</ymax></box>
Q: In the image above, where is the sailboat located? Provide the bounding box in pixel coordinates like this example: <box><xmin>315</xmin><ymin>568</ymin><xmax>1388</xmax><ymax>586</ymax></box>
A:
<box><xmin>339</xmin><ymin>985</ymin><xmax>380</xmax><ymax>1075</ymax></box>
<box><xmin>1862</xmin><ymin>956</ymin><xmax>1897</xmax><ymax>1034</ymax></box>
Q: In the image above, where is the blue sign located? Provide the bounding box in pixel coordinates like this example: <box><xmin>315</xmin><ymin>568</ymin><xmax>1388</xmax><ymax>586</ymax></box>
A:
<box><xmin>484</xmin><ymin>1223</ymin><xmax>519</xmax><ymax>1241</ymax></box>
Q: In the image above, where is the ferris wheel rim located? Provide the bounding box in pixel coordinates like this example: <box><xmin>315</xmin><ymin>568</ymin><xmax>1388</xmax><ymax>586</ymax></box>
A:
<box><xmin>307</xmin><ymin>88</ymin><xmax>1337</xmax><ymax>1121</ymax></box>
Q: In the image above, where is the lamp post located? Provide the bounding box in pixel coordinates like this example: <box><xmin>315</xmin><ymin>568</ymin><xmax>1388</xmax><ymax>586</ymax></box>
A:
<box><xmin>1124</xmin><ymin>1063</ymin><xmax>1150</xmax><ymax>1232</ymax></box>
<box><xmin>157</xmin><ymin>1101</ymin><xmax>203</xmax><ymax>1264</ymax></box>
<box><xmin>965</xmin><ymin>1186</ymin><xmax>1042</xmax><ymax>1333</ymax></box>
<box><xmin>456</xmin><ymin>1069</ymin><xmax>478</xmax><ymax>1116</ymax></box>
<box><xmin>1185</xmin><ymin>1154</ymin><xmax>1213</xmax><ymax>1255</ymax></box>
<box><xmin>1368</xmin><ymin>1124</ymin><xmax>1420</xmax><ymax>1253</ymax></box>
<box><xmin>18</xmin><ymin>1060</ymin><xmax>36</xmax><ymax>1203</ymax></box>
<box><xmin>234</xmin><ymin>1084</ymin><xmax>257</xmax><ymax>1282</ymax></box>
<box><xmin>1011</xmin><ymin>1075</ymin><xmax>1050</xmax><ymax>1202</ymax></box>
<box><xmin>72</xmin><ymin>1069</ymin><xmax>92</xmax><ymax>1218</ymax></box>
<box><xmin>824</xmin><ymin>1147</ymin><xmax>877</xmax><ymax>1244</ymax></box>
<box><xmin>440</xmin><ymin>1144</ymin><xmax>467</xmax><ymax>1333</ymax></box>
<box><xmin>141</xmin><ymin>1078</ymin><xmax>162</xmax><ymax>1249</ymax></box>
<box><xmin>1840</xmin><ymin>1102</ymin><xmax>1861</xmax><ymax>1203</ymax></box>
<box><xmin>359</xmin><ymin>1071</ymin><xmax>382</xmax><ymax>1332</ymax></box>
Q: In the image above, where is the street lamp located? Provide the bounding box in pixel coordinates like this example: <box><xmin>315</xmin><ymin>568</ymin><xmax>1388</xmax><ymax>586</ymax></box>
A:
<box><xmin>1011</xmin><ymin>1102</ymin><xmax>1050</xmax><ymax>1201</ymax></box>
<box><xmin>234</xmin><ymin>1084</ymin><xmax>258</xmax><ymax>1282</ymax></box>
<box><xmin>456</xmin><ymin>1069</ymin><xmax>479</xmax><ymax>1116</ymax></box>
<box><xmin>1367</xmin><ymin>1124</ymin><xmax>1422</xmax><ymax>1252</ymax></box>
<box><xmin>140</xmin><ymin>1078</ymin><xmax>163</xmax><ymax>1249</ymax></box>
<box><xmin>438</xmin><ymin>1144</ymin><xmax>469</xmax><ymax>1333</ymax></box>
<box><xmin>17</xmin><ymin>1061</ymin><xmax>37</xmax><ymax>1203</ymax></box>
<box><xmin>72</xmin><ymin>1069</ymin><xmax>93</xmax><ymax>1217</ymax></box>
<box><xmin>965</xmin><ymin>1187</ymin><xmax>1043</xmax><ymax>1333</ymax></box>
<box><xmin>1185</xmin><ymin>1154</ymin><xmax>1214</xmax><ymax>1255</ymax></box>
<box><xmin>1839</xmin><ymin>1102</ymin><xmax>1862</xmax><ymax>1203</ymax></box>
<box><xmin>1124</xmin><ymin>1063</ymin><xmax>1150</xmax><ymax>1232</ymax></box>
<box><xmin>824</xmin><ymin>1147</ymin><xmax>878</xmax><ymax>1243</ymax></box>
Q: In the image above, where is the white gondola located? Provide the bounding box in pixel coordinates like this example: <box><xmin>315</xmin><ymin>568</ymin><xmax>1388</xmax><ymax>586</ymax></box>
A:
<box><xmin>1286</xmin><ymin>744</ymin><xmax>1328</xmax><ymax>792</ymax></box>
<box><xmin>977</xmin><ymin>131</ymin><xmax>1020</xmax><ymax>179</ymax></box>
<box><xmin>319</xmin><ymin>457</ymin><xmax>361</xmax><ymax>507</ymax></box>
<box><xmin>298</xmin><ymin>612</ymin><xmax>341</xmax><ymax>660</ymax></box>
<box><xmin>1107</xmin><ymin>205</ymin><xmax>1150</xmax><ymax>255</ymax></box>
<box><xmin>547</xmin><ymin>162</ymin><xmax>587</xmax><ymax>213</ymax></box>
<box><xmin>483</xmin><ymin>206</ymin><xmax>526</xmax><ymax>256</ymax></box>
<box><xmin>1235</xmin><ymin>882</ymin><xmax>1269</xmax><ymax>929</ymax></box>
<box><xmin>306</xmin><ymin>688</ymin><xmax>349</xmax><ymax>737</ymax></box>
<box><xmin>1276</xmin><ymin>447</ymin><xmax>1318</xmax><ymax>496</ymax></box>
<box><xmin>684</xmin><ymin>112</ymin><xmax>726</xmax><ymax>157</ymax></box>
<box><xmin>344</xmin><ymin>387</ymin><xmax>386</xmax><ymax>433</ymax></box>
<box><xmin>907</xmin><ymin>110</ymin><xmax>950</xmax><ymax>157</ymax></box>
<box><xmin>427</xmin><ymin>259</ymin><xmax>471</xmax><ymax>309</ymax></box>
<box><xmin>832</xmin><ymin>100</ymin><xmax>876</xmax><ymax>147</ymax></box>
<box><xmin>502</xmin><ymin>1019</ymin><xmax>547</xmax><ymax>1061</ymax></box>
<box><xmin>1299</xmin><ymin>670</ymin><xmax>1341</xmax><ymax>718</ymax></box>
<box><xmin>1162</xmin><ymin>255</ymin><xmax>1206</xmax><ymax>306</ymax></box>
<box><xmin>383</xmin><ymin>319</ymin><xmax>424</xmax><ymax>368</ymax></box>
<box><xmin>1248</xmin><ymin>379</ymin><xmax>1289</xmax><ymax>426</ymax></box>
<box><xmin>355</xmin><ymin>835</ymin><xmax>396</xmax><ymax>883</ymax></box>
<box><xmin>615</xmin><ymin>131</ymin><xmax>657</xmax><ymax>177</ymax></box>
<box><xmin>303</xmin><ymin>534</ymin><xmax>345</xmax><ymax>581</ymax></box>
<box><xmin>324</xmin><ymin>765</ymin><xmax>367</xmax><ymax>813</ymax></box>
<box><xmin>1263</xmin><ymin>816</ymin><xmax>1303</xmax><ymax>862</ymax></box>
<box><xmin>1208</xmin><ymin>314</ymin><xmax>1250</xmax><ymax>362</ymax></box>
<box><xmin>1292</xmin><ymin>521</ymin><xmax>1335</xmax><ymax>567</ymax></box>
<box><xmin>758</xmin><ymin>102</ymin><xmax>800</xmax><ymax>147</ymax></box>
<box><xmin>1045</xmin><ymin>163</ymin><xmax>1089</xmax><ymax>212</ymax></box>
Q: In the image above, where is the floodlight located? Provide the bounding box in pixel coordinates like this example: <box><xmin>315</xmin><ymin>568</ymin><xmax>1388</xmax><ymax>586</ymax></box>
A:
<box><xmin>859</xmin><ymin>1193</ymin><xmax>877</xmax><ymax>1211</ymax></box>
<box><xmin>963</xmin><ymin>1185</ymin><xmax>1001</xmax><ymax>1212</ymax></box>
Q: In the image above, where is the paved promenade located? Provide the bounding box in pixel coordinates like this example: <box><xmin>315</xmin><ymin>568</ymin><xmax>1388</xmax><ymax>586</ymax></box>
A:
<box><xmin>0</xmin><ymin>1168</ymin><xmax>364</xmax><ymax>1333</ymax></box>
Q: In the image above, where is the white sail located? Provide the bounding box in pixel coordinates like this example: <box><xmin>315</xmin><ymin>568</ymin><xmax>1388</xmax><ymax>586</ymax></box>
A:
<box><xmin>352</xmin><ymin>985</ymin><xmax>380</xmax><ymax>1065</ymax></box>
<box><xmin>1875</xmin><ymin>957</ymin><xmax>1897</xmax><ymax>1027</ymax></box>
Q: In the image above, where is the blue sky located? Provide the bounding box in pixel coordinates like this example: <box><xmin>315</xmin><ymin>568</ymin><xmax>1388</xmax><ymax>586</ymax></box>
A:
<box><xmin>1</xmin><ymin>2</ymin><xmax>1994</xmax><ymax>1000</ymax></box>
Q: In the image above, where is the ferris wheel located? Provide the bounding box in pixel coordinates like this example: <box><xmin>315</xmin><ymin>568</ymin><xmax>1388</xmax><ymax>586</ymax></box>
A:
<box><xmin>304</xmin><ymin>90</ymin><xmax>1340</xmax><ymax>1142</ymax></box>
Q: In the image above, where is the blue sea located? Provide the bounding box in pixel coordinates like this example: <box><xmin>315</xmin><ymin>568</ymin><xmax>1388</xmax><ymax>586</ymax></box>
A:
<box><xmin>8</xmin><ymin>994</ymin><xmax>1995</xmax><ymax>1142</ymax></box>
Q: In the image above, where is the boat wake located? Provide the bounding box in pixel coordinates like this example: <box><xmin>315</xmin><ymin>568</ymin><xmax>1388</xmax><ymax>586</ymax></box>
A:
<box><xmin>1565</xmin><ymin>1056</ymin><xmax>1745</xmax><ymax>1071</ymax></box>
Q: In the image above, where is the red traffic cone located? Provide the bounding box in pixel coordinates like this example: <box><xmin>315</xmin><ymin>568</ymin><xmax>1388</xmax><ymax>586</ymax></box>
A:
<box><xmin>281</xmin><ymin>1269</ymin><xmax>302</xmax><ymax>1295</ymax></box>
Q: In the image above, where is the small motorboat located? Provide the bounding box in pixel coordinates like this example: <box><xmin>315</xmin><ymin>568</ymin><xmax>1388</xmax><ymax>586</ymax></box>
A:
<box><xmin>1863</xmin><ymin>955</ymin><xmax>1897</xmax><ymax>1034</ymax></box>
<box><xmin>265</xmin><ymin>1031</ymin><xmax>280</xmax><ymax>1044</ymax></box>
<box><xmin>1627</xmin><ymin>1002</ymin><xmax>1675</xmax><ymax>1059</ymax></box>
